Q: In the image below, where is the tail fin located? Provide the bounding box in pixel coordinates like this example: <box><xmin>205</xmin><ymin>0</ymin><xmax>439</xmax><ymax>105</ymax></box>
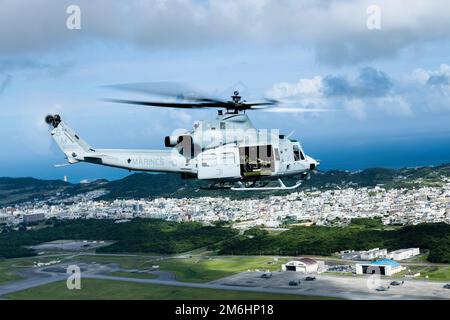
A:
<box><xmin>47</xmin><ymin>115</ymin><xmax>93</xmax><ymax>163</ymax></box>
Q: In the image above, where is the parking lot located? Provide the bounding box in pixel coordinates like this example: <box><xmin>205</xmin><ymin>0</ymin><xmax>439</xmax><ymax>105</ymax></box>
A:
<box><xmin>28</xmin><ymin>240</ymin><xmax>114</xmax><ymax>252</ymax></box>
<box><xmin>210</xmin><ymin>270</ymin><xmax>450</xmax><ymax>300</ymax></box>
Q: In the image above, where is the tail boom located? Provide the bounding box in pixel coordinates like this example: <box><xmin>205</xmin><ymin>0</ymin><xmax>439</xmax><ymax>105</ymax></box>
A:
<box><xmin>48</xmin><ymin>115</ymin><xmax>196</xmax><ymax>175</ymax></box>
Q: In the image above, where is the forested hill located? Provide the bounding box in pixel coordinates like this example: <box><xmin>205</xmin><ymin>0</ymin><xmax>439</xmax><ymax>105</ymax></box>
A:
<box><xmin>1</xmin><ymin>163</ymin><xmax>449</xmax><ymax>205</ymax></box>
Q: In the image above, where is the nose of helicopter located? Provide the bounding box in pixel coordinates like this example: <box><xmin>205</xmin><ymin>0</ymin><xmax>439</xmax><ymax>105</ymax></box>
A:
<box><xmin>308</xmin><ymin>157</ymin><xmax>320</xmax><ymax>170</ymax></box>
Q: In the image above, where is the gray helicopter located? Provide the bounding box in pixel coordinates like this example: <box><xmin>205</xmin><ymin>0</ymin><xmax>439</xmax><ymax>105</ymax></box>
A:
<box><xmin>46</xmin><ymin>84</ymin><xmax>321</xmax><ymax>191</ymax></box>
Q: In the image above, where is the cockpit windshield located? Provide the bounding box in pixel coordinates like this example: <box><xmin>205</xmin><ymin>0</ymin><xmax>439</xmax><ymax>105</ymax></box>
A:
<box><xmin>293</xmin><ymin>144</ymin><xmax>305</xmax><ymax>161</ymax></box>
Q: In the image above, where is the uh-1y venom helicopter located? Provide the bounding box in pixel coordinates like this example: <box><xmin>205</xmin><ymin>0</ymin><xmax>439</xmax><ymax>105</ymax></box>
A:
<box><xmin>45</xmin><ymin>83</ymin><xmax>322</xmax><ymax>191</ymax></box>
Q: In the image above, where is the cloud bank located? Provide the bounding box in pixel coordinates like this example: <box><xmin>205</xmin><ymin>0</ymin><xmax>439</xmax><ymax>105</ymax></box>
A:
<box><xmin>1</xmin><ymin>0</ymin><xmax>450</xmax><ymax>64</ymax></box>
<box><xmin>267</xmin><ymin>65</ymin><xmax>450</xmax><ymax>119</ymax></box>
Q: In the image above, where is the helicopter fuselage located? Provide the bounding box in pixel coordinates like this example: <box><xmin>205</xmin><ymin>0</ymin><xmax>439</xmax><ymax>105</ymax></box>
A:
<box><xmin>47</xmin><ymin>111</ymin><xmax>319</xmax><ymax>190</ymax></box>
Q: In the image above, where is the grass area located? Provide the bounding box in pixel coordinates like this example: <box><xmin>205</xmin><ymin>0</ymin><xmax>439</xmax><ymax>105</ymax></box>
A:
<box><xmin>0</xmin><ymin>256</ymin><xmax>53</xmax><ymax>284</ymax></box>
<box><xmin>110</xmin><ymin>271</ymin><xmax>158</xmax><ymax>280</ymax></box>
<box><xmin>413</xmin><ymin>266</ymin><xmax>450</xmax><ymax>281</ymax></box>
<box><xmin>65</xmin><ymin>254</ymin><xmax>288</xmax><ymax>283</ymax></box>
<box><xmin>70</xmin><ymin>255</ymin><xmax>156</xmax><ymax>269</ymax></box>
<box><xmin>0</xmin><ymin>255</ymin><xmax>73</xmax><ymax>284</ymax></box>
<box><xmin>323</xmin><ymin>272</ymin><xmax>355</xmax><ymax>277</ymax></box>
<box><xmin>264</xmin><ymin>229</ymin><xmax>288</xmax><ymax>235</ymax></box>
<box><xmin>157</xmin><ymin>256</ymin><xmax>288</xmax><ymax>283</ymax></box>
<box><xmin>6</xmin><ymin>279</ymin><xmax>333</xmax><ymax>300</ymax></box>
<box><xmin>393</xmin><ymin>265</ymin><xmax>450</xmax><ymax>281</ymax></box>
<box><xmin>0</xmin><ymin>268</ymin><xmax>22</xmax><ymax>284</ymax></box>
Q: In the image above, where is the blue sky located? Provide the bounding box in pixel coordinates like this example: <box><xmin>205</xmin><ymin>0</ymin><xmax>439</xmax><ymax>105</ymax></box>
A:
<box><xmin>1</xmin><ymin>0</ymin><xmax>450</xmax><ymax>182</ymax></box>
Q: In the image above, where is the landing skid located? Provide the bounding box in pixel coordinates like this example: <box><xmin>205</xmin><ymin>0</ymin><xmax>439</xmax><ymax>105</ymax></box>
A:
<box><xmin>230</xmin><ymin>179</ymin><xmax>302</xmax><ymax>191</ymax></box>
<box><xmin>200</xmin><ymin>182</ymin><xmax>233</xmax><ymax>190</ymax></box>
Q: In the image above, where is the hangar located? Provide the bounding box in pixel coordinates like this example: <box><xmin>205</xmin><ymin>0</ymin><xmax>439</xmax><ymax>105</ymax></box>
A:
<box><xmin>282</xmin><ymin>257</ymin><xmax>318</xmax><ymax>273</ymax></box>
<box><xmin>356</xmin><ymin>259</ymin><xmax>405</xmax><ymax>276</ymax></box>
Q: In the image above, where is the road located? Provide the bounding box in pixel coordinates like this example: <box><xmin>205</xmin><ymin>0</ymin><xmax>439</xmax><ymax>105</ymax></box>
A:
<box><xmin>0</xmin><ymin>267</ymin><xmax>367</xmax><ymax>300</ymax></box>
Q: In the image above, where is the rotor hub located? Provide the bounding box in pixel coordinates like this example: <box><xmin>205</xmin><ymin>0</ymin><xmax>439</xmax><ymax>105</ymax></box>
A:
<box><xmin>231</xmin><ymin>91</ymin><xmax>241</xmax><ymax>104</ymax></box>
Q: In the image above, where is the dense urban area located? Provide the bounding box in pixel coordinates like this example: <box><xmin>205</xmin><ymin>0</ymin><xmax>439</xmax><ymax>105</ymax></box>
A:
<box><xmin>1</xmin><ymin>181</ymin><xmax>449</xmax><ymax>228</ymax></box>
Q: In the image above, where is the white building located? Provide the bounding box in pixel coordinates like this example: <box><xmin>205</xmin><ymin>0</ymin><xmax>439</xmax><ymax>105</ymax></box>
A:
<box><xmin>356</xmin><ymin>259</ymin><xmax>405</xmax><ymax>276</ymax></box>
<box><xmin>0</xmin><ymin>213</ymin><xmax>9</xmax><ymax>224</ymax></box>
<box><xmin>360</xmin><ymin>248</ymin><xmax>387</xmax><ymax>260</ymax></box>
<box><xmin>22</xmin><ymin>212</ymin><xmax>45</xmax><ymax>224</ymax></box>
<box><xmin>387</xmin><ymin>248</ymin><xmax>420</xmax><ymax>261</ymax></box>
<box><xmin>282</xmin><ymin>258</ymin><xmax>318</xmax><ymax>273</ymax></box>
<box><xmin>340</xmin><ymin>248</ymin><xmax>387</xmax><ymax>261</ymax></box>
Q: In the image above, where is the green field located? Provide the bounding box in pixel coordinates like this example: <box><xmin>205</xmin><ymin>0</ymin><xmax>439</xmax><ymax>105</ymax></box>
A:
<box><xmin>0</xmin><ymin>268</ymin><xmax>22</xmax><ymax>284</ymax></box>
<box><xmin>110</xmin><ymin>271</ymin><xmax>158</xmax><ymax>279</ymax></box>
<box><xmin>70</xmin><ymin>254</ymin><xmax>155</xmax><ymax>269</ymax></box>
<box><xmin>157</xmin><ymin>256</ymin><xmax>287</xmax><ymax>283</ymax></box>
<box><xmin>6</xmin><ymin>279</ymin><xmax>333</xmax><ymax>300</ymax></box>
<box><xmin>0</xmin><ymin>258</ymin><xmax>28</xmax><ymax>284</ymax></box>
<box><xmin>395</xmin><ymin>265</ymin><xmax>450</xmax><ymax>281</ymax></box>
<box><xmin>65</xmin><ymin>254</ymin><xmax>287</xmax><ymax>283</ymax></box>
<box><xmin>0</xmin><ymin>254</ymin><xmax>77</xmax><ymax>284</ymax></box>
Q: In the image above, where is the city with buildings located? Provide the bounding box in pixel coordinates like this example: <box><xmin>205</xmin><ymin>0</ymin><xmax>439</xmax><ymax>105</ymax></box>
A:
<box><xmin>1</xmin><ymin>180</ymin><xmax>449</xmax><ymax>229</ymax></box>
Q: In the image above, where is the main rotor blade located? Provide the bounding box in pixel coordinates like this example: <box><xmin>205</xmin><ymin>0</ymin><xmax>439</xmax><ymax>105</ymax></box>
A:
<box><xmin>243</xmin><ymin>99</ymin><xmax>279</xmax><ymax>108</ymax></box>
<box><xmin>104</xmin><ymin>82</ymin><xmax>226</xmax><ymax>104</ymax></box>
<box><xmin>262</xmin><ymin>107</ymin><xmax>333</xmax><ymax>113</ymax></box>
<box><xmin>104</xmin><ymin>98</ymin><xmax>229</xmax><ymax>109</ymax></box>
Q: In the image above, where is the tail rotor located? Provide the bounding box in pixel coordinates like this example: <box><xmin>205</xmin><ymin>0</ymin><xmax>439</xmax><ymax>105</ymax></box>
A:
<box><xmin>45</xmin><ymin>114</ymin><xmax>61</xmax><ymax>128</ymax></box>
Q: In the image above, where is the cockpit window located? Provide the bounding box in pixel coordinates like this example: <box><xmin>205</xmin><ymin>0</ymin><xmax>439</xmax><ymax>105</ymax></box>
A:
<box><xmin>293</xmin><ymin>145</ymin><xmax>300</xmax><ymax>161</ymax></box>
<box><xmin>293</xmin><ymin>145</ymin><xmax>305</xmax><ymax>161</ymax></box>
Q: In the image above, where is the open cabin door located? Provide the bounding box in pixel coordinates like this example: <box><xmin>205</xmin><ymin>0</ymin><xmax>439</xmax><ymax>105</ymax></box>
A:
<box><xmin>239</xmin><ymin>144</ymin><xmax>275</xmax><ymax>178</ymax></box>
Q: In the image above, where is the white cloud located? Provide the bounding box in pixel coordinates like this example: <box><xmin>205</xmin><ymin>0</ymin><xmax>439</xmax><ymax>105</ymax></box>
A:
<box><xmin>266</xmin><ymin>65</ymin><xmax>449</xmax><ymax>120</ymax></box>
<box><xmin>344</xmin><ymin>99</ymin><xmax>366</xmax><ymax>120</ymax></box>
<box><xmin>411</xmin><ymin>64</ymin><xmax>450</xmax><ymax>85</ymax></box>
<box><xmin>265</xmin><ymin>76</ymin><xmax>323</xmax><ymax>100</ymax></box>
<box><xmin>410</xmin><ymin>68</ymin><xmax>431</xmax><ymax>85</ymax></box>
<box><xmin>408</xmin><ymin>64</ymin><xmax>450</xmax><ymax>112</ymax></box>
<box><xmin>375</xmin><ymin>94</ymin><xmax>412</xmax><ymax>117</ymax></box>
<box><xmin>2</xmin><ymin>0</ymin><xmax>450</xmax><ymax>64</ymax></box>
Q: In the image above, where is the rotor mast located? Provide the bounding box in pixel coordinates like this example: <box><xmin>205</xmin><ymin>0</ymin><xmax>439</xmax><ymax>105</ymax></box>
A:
<box><xmin>226</xmin><ymin>91</ymin><xmax>244</xmax><ymax>114</ymax></box>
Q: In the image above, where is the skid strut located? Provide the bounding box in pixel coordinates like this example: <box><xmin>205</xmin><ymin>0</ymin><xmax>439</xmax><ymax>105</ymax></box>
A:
<box><xmin>231</xmin><ymin>179</ymin><xmax>302</xmax><ymax>191</ymax></box>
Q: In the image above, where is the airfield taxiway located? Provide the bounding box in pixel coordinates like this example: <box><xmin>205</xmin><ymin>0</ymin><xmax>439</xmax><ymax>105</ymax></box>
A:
<box><xmin>0</xmin><ymin>262</ymin><xmax>449</xmax><ymax>300</ymax></box>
